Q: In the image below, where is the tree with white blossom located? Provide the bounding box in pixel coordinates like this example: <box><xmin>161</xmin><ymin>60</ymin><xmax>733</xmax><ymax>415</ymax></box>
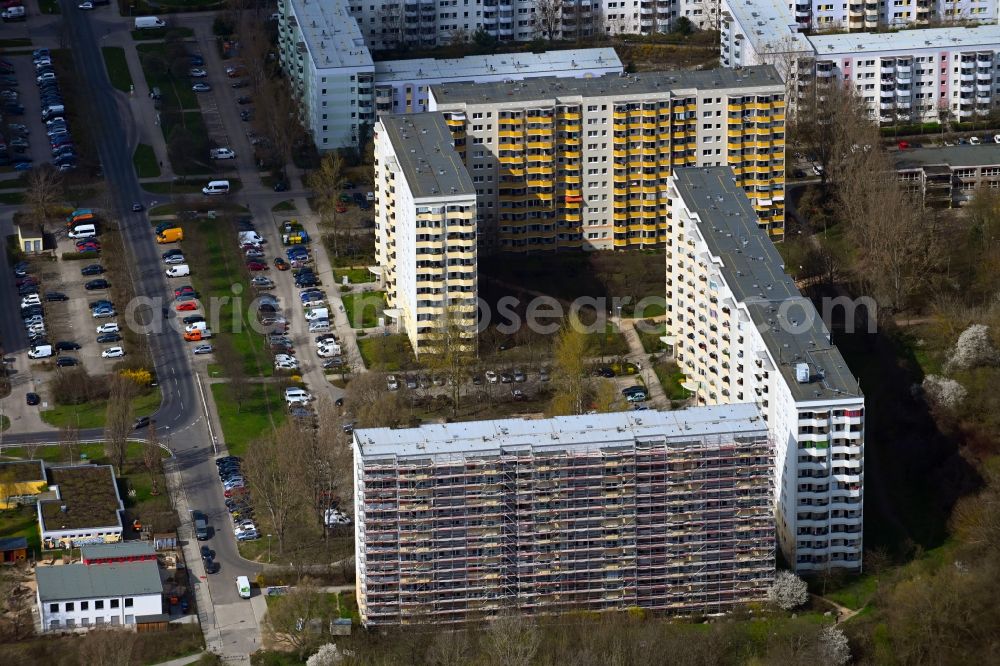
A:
<box><xmin>817</xmin><ymin>625</ymin><xmax>851</xmax><ymax>666</ymax></box>
<box><xmin>306</xmin><ymin>643</ymin><xmax>344</xmax><ymax>666</ymax></box>
<box><xmin>945</xmin><ymin>324</ymin><xmax>999</xmax><ymax>372</ymax></box>
<box><xmin>922</xmin><ymin>375</ymin><xmax>968</xmax><ymax>410</ymax></box>
<box><xmin>767</xmin><ymin>570</ymin><xmax>809</xmax><ymax>611</ymax></box>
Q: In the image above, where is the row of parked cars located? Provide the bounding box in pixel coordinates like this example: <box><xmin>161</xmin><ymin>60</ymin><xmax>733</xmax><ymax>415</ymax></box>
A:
<box><xmin>216</xmin><ymin>456</ymin><xmax>259</xmax><ymax>541</ymax></box>
<box><xmin>33</xmin><ymin>49</ymin><xmax>78</xmax><ymax>173</ymax></box>
<box><xmin>0</xmin><ymin>57</ymin><xmax>27</xmax><ymax>169</ymax></box>
<box><xmin>17</xmin><ymin>261</ymin><xmax>73</xmax><ymax>363</ymax></box>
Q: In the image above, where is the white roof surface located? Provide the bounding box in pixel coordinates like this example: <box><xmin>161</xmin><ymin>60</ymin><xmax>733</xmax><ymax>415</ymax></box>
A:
<box><xmin>725</xmin><ymin>0</ymin><xmax>812</xmax><ymax>54</ymax></box>
<box><xmin>288</xmin><ymin>0</ymin><xmax>372</xmax><ymax>70</ymax></box>
<box><xmin>810</xmin><ymin>24</ymin><xmax>1000</xmax><ymax>56</ymax></box>
<box><xmin>355</xmin><ymin>404</ymin><xmax>766</xmax><ymax>460</ymax></box>
<box><xmin>374</xmin><ymin>48</ymin><xmax>622</xmax><ymax>83</ymax></box>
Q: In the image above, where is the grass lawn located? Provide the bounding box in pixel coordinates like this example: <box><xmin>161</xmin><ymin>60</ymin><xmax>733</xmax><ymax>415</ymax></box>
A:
<box><xmin>40</xmin><ymin>389</ymin><xmax>163</xmax><ymax>429</ymax></box>
<box><xmin>135</xmin><ymin>42</ymin><xmax>199</xmax><ymax>110</ymax></box>
<box><xmin>130</xmin><ymin>27</ymin><xmax>195</xmax><ymax>41</ymax></box>
<box><xmin>100</xmin><ymin>47</ymin><xmax>133</xmax><ymax>93</ymax></box>
<box><xmin>585</xmin><ymin>322</ymin><xmax>630</xmax><ymax>357</ymax></box>
<box><xmin>211</xmin><ymin>383</ymin><xmax>286</xmax><ymax>459</ymax></box>
<box><xmin>0</xmin><ymin>415</ymin><xmax>8</xmax><ymax>431</ymax></box>
<box><xmin>0</xmin><ymin>38</ymin><xmax>31</xmax><ymax>48</ymax></box>
<box><xmin>333</xmin><ymin>267</ymin><xmax>373</xmax><ymax>285</ymax></box>
<box><xmin>0</xmin><ymin>175</ymin><xmax>27</xmax><ymax>189</ymax></box>
<box><xmin>341</xmin><ymin>291</ymin><xmax>386</xmax><ymax>329</ymax></box>
<box><xmin>36</xmin><ymin>0</ymin><xmax>60</xmax><ymax>13</ymax></box>
<box><xmin>357</xmin><ymin>334</ymin><xmax>415</xmax><ymax>371</ymax></box>
<box><xmin>0</xmin><ymin>192</ymin><xmax>25</xmax><ymax>205</ymax></box>
<box><xmin>0</xmin><ymin>505</ymin><xmax>42</xmax><ymax>557</ymax></box>
<box><xmin>824</xmin><ymin>574</ymin><xmax>879</xmax><ymax>610</ymax></box>
<box><xmin>270</xmin><ymin>200</ymin><xmax>296</xmax><ymax>213</ymax></box>
<box><xmin>133</xmin><ymin>143</ymin><xmax>161</xmax><ymax>178</ymax></box>
<box><xmin>654</xmin><ymin>360</ymin><xmax>691</xmax><ymax>401</ymax></box>
<box><xmin>161</xmin><ymin>111</ymin><xmax>212</xmax><ymax>176</ymax></box>
<box><xmin>183</xmin><ymin>217</ymin><xmax>270</xmax><ymax>376</ymax></box>
<box><xmin>0</xmin><ymin>442</ymin><xmax>165</xmax><ymax>465</ymax></box>
<box><xmin>634</xmin><ymin>320</ymin><xmax>667</xmax><ymax>354</ymax></box>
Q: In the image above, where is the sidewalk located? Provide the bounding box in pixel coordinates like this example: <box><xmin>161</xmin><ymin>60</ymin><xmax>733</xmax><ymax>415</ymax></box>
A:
<box><xmin>150</xmin><ymin>652</ymin><xmax>208</xmax><ymax>666</ymax></box>
<box><xmin>615</xmin><ymin>315</ymin><xmax>669</xmax><ymax>409</ymax></box>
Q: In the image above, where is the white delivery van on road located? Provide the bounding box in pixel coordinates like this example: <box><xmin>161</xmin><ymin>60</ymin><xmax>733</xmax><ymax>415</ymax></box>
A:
<box><xmin>135</xmin><ymin>16</ymin><xmax>166</xmax><ymax>29</ymax></box>
<box><xmin>236</xmin><ymin>575</ymin><xmax>251</xmax><ymax>599</ymax></box>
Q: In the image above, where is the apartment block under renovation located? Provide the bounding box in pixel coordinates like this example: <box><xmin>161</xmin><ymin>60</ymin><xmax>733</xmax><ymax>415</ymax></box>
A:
<box><xmin>352</xmin><ymin>405</ymin><xmax>776</xmax><ymax>626</ymax></box>
<box><xmin>665</xmin><ymin>167</ymin><xmax>865</xmax><ymax>573</ymax></box>
<box><xmin>426</xmin><ymin>66</ymin><xmax>786</xmax><ymax>252</ymax></box>
<box><xmin>374</xmin><ymin>112</ymin><xmax>478</xmax><ymax>355</ymax></box>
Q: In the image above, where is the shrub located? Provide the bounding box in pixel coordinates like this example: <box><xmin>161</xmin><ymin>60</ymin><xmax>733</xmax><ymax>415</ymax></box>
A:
<box><xmin>61</xmin><ymin>251</ymin><xmax>100</xmax><ymax>261</ymax></box>
<box><xmin>119</xmin><ymin>368</ymin><xmax>153</xmax><ymax>387</ymax></box>
<box><xmin>50</xmin><ymin>368</ymin><xmax>110</xmax><ymax>405</ymax></box>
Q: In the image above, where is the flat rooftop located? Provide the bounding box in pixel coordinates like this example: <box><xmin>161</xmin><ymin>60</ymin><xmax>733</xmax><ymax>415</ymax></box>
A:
<box><xmin>287</xmin><ymin>0</ymin><xmax>372</xmax><ymax>70</ymax></box>
<box><xmin>379</xmin><ymin>112</ymin><xmax>475</xmax><ymax>200</ymax></box>
<box><xmin>374</xmin><ymin>47</ymin><xmax>622</xmax><ymax>83</ymax></box>
<box><xmin>81</xmin><ymin>541</ymin><xmax>155</xmax><ymax>560</ymax></box>
<box><xmin>725</xmin><ymin>0</ymin><xmax>812</xmax><ymax>54</ymax></box>
<box><xmin>811</xmin><ymin>24</ymin><xmax>1000</xmax><ymax>56</ymax></box>
<box><xmin>430</xmin><ymin>66</ymin><xmax>783</xmax><ymax>106</ymax></box>
<box><xmin>40</xmin><ymin>465</ymin><xmax>123</xmax><ymax>532</ymax></box>
<box><xmin>36</xmin><ymin>560</ymin><xmax>162</xmax><ymax>602</ymax></box>
<box><xmin>892</xmin><ymin>144</ymin><xmax>1000</xmax><ymax>170</ymax></box>
<box><xmin>355</xmin><ymin>404</ymin><xmax>767</xmax><ymax>460</ymax></box>
<box><xmin>0</xmin><ymin>459</ymin><xmax>45</xmax><ymax>483</ymax></box>
<box><xmin>672</xmin><ymin>167</ymin><xmax>862</xmax><ymax>403</ymax></box>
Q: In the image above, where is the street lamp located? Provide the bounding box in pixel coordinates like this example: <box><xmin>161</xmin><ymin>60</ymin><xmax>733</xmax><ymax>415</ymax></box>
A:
<box><xmin>267</xmin><ymin>534</ymin><xmax>273</xmax><ymax>563</ymax></box>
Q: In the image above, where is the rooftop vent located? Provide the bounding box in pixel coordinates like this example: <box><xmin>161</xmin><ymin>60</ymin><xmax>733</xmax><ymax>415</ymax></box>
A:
<box><xmin>795</xmin><ymin>362</ymin><xmax>810</xmax><ymax>383</ymax></box>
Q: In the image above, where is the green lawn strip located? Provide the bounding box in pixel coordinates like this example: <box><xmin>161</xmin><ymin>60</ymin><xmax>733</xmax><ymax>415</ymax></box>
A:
<box><xmin>159</xmin><ymin>110</ymin><xmax>212</xmax><ymax>176</ymax></box>
<box><xmin>333</xmin><ymin>267</ymin><xmax>373</xmax><ymax>284</ymax></box>
<box><xmin>183</xmin><ymin>218</ymin><xmax>271</xmax><ymax>376</ymax></box>
<box><xmin>270</xmin><ymin>200</ymin><xmax>296</xmax><ymax>213</ymax></box>
<box><xmin>357</xmin><ymin>334</ymin><xmax>415</xmax><ymax>371</ymax></box>
<box><xmin>0</xmin><ymin>175</ymin><xmax>27</xmax><ymax>189</ymax></box>
<box><xmin>133</xmin><ymin>143</ymin><xmax>161</xmax><ymax>178</ymax></box>
<box><xmin>135</xmin><ymin>42</ymin><xmax>199</xmax><ymax>110</ymax></box>
<box><xmin>0</xmin><ymin>191</ymin><xmax>25</xmax><ymax>205</ymax></box>
<box><xmin>0</xmin><ymin>505</ymin><xmax>43</xmax><ymax>557</ymax></box>
<box><xmin>584</xmin><ymin>322</ymin><xmax>630</xmax><ymax>357</ymax></box>
<box><xmin>634</xmin><ymin>320</ymin><xmax>667</xmax><ymax>354</ymax></box>
<box><xmin>341</xmin><ymin>291</ymin><xmax>386</xmax><ymax>329</ymax></box>
<box><xmin>40</xmin><ymin>389</ymin><xmax>162</xmax><ymax>429</ymax></box>
<box><xmin>37</xmin><ymin>0</ymin><xmax>60</xmax><ymax>14</ymax></box>
<box><xmin>130</xmin><ymin>27</ymin><xmax>195</xmax><ymax>41</ymax></box>
<box><xmin>0</xmin><ymin>414</ymin><xmax>8</xmax><ymax>431</ymax></box>
<box><xmin>210</xmin><ymin>383</ymin><xmax>286</xmax><ymax>458</ymax></box>
<box><xmin>0</xmin><ymin>441</ymin><xmax>165</xmax><ymax>465</ymax></box>
<box><xmin>100</xmin><ymin>46</ymin><xmax>134</xmax><ymax>93</ymax></box>
<box><xmin>0</xmin><ymin>38</ymin><xmax>31</xmax><ymax>48</ymax></box>
<box><xmin>653</xmin><ymin>360</ymin><xmax>691</xmax><ymax>401</ymax></box>
<box><xmin>823</xmin><ymin>574</ymin><xmax>879</xmax><ymax>610</ymax></box>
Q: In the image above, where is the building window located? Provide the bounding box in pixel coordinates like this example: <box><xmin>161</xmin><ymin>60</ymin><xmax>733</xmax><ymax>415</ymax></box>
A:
<box><xmin>65</xmin><ymin>602</ymin><xmax>74</xmax><ymax>611</ymax></box>
<box><xmin>49</xmin><ymin>603</ymin><xmax>58</xmax><ymax>613</ymax></box>
<box><xmin>81</xmin><ymin>601</ymin><xmax>89</xmax><ymax>610</ymax></box>
<box><xmin>49</xmin><ymin>620</ymin><xmax>59</xmax><ymax>629</ymax></box>
<box><xmin>124</xmin><ymin>598</ymin><xmax>134</xmax><ymax>608</ymax></box>
<box><xmin>110</xmin><ymin>599</ymin><xmax>119</xmax><ymax>608</ymax></box>
<box><xmin>95</xmin><ymin>600</ymin><xmax>104</xmax><ymax>609</ymax></box>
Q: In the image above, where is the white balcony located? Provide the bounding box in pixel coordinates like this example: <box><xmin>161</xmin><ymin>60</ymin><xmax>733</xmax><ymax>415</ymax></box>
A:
<box><xmin>961</xmin><ymin>73</ymin><xmax>976</xmax><ymax>82</ymax></box>
<box><xmin>879</xmin><ymin>102</ymin><xmax>895</xmax><ymax>110</ymax></box>
<box><xmin>880</xmin><ymin>65</ymin><xmax>895</xmax><ymax>75</ymax></box>
<box><xmin>896</xmin><ymin>65</ymin><xmax>911</xmax><ymax>75</ymax></box>
<box><xmin>961</xmin><ymin>84</ymin><xmax>975</xmax><ymax>93</ymax></box>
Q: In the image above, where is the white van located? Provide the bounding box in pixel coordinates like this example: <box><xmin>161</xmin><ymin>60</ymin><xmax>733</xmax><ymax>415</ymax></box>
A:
<box><xmin>135</xmin><ymin>16</ymin><xmax>166</xmax><ymax>29</ymax></box>
<box><xmin>304</xmin><ymin>307</ymin><xmax>329</xmax><ymax>322</ymax></box>
<box><xmin>185</xmin><ymin>321</ymin><xmax>208</xmax><ymax>333</ymax></box>
<box><xmin>68</xmin><ymin>224</ymin><xmax>97</xmax><ymax>239</ymax></box>
<box><xmin>202</xmin><ymin>180</ymin><xmax>230</xmax><ymax>196</ymax></box>
<box><xmin>165</xmin><ymin>264</ymin><xmax>191</xmax><ymax>278</ymax></box>
<box><xmin>238</xmin><ymin>231</ymin><xmax>263</xmax><ymax>246</ymax></box>
<box><xmin>28</xmin><ymin>344</ymin><xmax>53</xmax><ymax>359</ymax></box>
<box><xmin>236</xmin><ymin>575</ymin><xmax>251</xmax><ymax>599</ymax></box>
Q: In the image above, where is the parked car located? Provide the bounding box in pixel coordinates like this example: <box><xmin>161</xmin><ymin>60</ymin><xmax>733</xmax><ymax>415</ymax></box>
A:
<box><xmin>85</xmin><ymin>279</ymin><xmax>110</xmax><ymax>290</ymax></box>
<box><xmin>55</xmin><ymin>341</ymin><xmax>81</xmax><ymax>351</ymax></box>
<box><xmin>81</xmin><ymin>263</ymin><xmax>105</xmax><ymax>275</ymax></box>
<box><xmin>26</xmin><ymin>392</ymin><xmax>40</xmax><ymax>406</ymax></box>
<box><xmin>101</xmin><ymin>346</ymin><xmax>125</xmax><ymax>358</ymax></box>
<box><xmin>192</xmin><ymin>83</ymin><xmax>212</xmax><ymax>92</ymax></box>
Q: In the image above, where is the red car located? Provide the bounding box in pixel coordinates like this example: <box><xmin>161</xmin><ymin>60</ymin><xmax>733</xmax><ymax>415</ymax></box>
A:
<box><xmin>175</xmin><ymin>301</ymin><xmax>198</xmax><ymax>311</ymax></box>
<box><xmin>224</xmin><ymin>486</ymin><xmax>249</xmax><ymax>498</ymax></box>
<box><xmin>174</xmin><ymin>286</ymin><xmax>195</xmax><ymax>297</ymax></box>
<box><xmin>77</xmin><ymin>244</ymin><xmax>101</xmax><ymax>253</ymax></box>
<box><xmin>246</xmin><ymin>261</ymin><xmax>268</xmax><ymax>271</ymax></box>
<box><xmin>76</xmin><ymin>239</ymin><xmax>100</xmax><ymax>249</ymax></box>
<box><xmin>335</xmin><ymin>203</ymin><xmax>347</xmax><ymax>213</ymax></box>
<box><xmin>273</xmin><ymin>258</ymin><xmax>289</xmax><ymax>271</ymax></box>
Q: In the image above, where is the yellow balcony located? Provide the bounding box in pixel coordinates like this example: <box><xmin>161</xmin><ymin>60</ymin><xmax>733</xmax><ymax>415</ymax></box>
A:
<box><xmin>499</xmin><ymin>118</ymin><xmax>523</xmax><ymax>126</ymax></box>
<box><xmin>727</xmin><ymin>104</ymin><xmax>744</xmax><ymax>113</ymax></box>
<box><xmin>526</xmin><ymin>127</ymin><xmax>551</xmax><ymax>137</ymax></box>
<box><xmin>613</xmin><ymin>212</ymin><xmax>628</xmax><ymax>222</ymax></box>
<box><xmin>613</xmin><ymin>111</ymin><xmax>628</xmax><ymax>120</ymax></box>
<box><xmin>499</xmin><ymin>130</ymin><xmax>523</xmax><ymax>139</ymax></box>
<box><xmin>445</xmin><ymin>117</ymin><xmax>464</xmax><ymax>127</ymax></box>
<box><xmin>562</xmin><ymin>123</ymin><xmax>581</xmax><ymax>132</ymax></box>
<box><xmin>564</xmin><ymin>213</ymin><xmax>581</xmax><ymax>222</ymax></box>
<box><xmin>505</xmin><ymin>167</ymin><xmax>525</xmax><ymax>177</ymax></box>
<box><xmin>498</xmin><ymin>155</ymin><xmax>522</xmax><ymax>165</ymax></box>
<box><xmin>527</xmin><ymin>141</ymin><xmax>552</xmax><ymax>150</ymax></box>
<box><xmin>560</xmin><ymin>111</ymin><xmax>581</xmax><ymax>121</ymax></box>
<box><xmin>526</xmin><ymin>166</ymin><xmax>554</xmax><ymax>175</ymax></box>
<box><xmin>563</xmin><ymin>151</ymin><xmax>581</xmax><ymax>159</ymax></box>
<box><xmin>563</xmin><ymin>174</ymin><xmax>581</xmax><ymax>184</ymax></box>
<box><xmin>527</xmin><ymin>179</ymin><xmax>550</xmax><ymax>188</ymax></box>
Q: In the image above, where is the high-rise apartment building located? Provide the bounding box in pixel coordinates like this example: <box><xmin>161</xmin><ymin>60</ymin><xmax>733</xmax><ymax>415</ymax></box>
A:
<box><xmin>353</xmin><ymin>405</ymin><xmax>776</xmax><ymax>626</ymax></box>
<box><xmin>428</xmin><ymin>67</ymin><xmax>786</xmax><ymax>252</ymax></box>
<box><xmin>374</xmin><ymin>113</ymin><xmax>478</xmax><ymax>355</ymax></box>
<box><xmin>664</xmin><ymin>167</ymin><xmax>864</xmax><ymax>573</ymax></box>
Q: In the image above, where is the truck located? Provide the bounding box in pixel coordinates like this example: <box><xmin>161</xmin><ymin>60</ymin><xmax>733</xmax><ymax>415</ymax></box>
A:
<box><xmin>157</xmin><ymin>227</ymin><xmax>183</xmax><ymax>244</ymax></box>
<box><xmin>1</xmin><ymin>6</ymin><xmax>26</xmax><ymax>21</ymax></box>
<box><xmin>183</xmin><ymin>329</ymin><xmax>213</xmax><ymax>342</ymax></box>
<box><xmin>134</xmin><ymin>16</ymin><xmax>166</xmax><ymax>29</ymax></box>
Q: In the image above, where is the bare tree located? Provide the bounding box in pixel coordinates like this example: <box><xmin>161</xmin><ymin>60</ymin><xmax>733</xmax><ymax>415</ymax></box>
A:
<box><xmin>374</xmin><ymin>2</ymin><xmax>406</xmax><ymax>50</ymax></box>
<box><xmin>104</xmin><ymin>375</ymin><xmax>137</xmax><ymax>475</ymax></box>
<box><xmin>424</xmin><ymin>307</ymin><xmax>477</xmax><ymax>415</ymax></box>
<box><xmin>217</xmin><ymin>342</ymin><xmax>250</xmax><ymax>413</ymax></box>
<box><xmin>242</xmin><ymin>422</ymin><xmax>307</xmax><ymax>553</ymax></box>
<box><xmin>307</xmin><ymin>152</ymin><xmax>348</xmax><ymax>253</ymax></box>
<box><xmin>78</xmin><ymin>627</ymin><xmax>137</xmax><ymax>666</ymax></box>
<box><xmin>485</xmin><ymin>611</ymin><xmax>540</xmax><ymax>666</ymax></box>
<box><xmin>265</xmin><ymin>580</ymin><xmax>335</xmax><ymax>659</ymax></box>
<box><xmin>756</xmin><ymin>37</ymin><xmax>813</xmax><ymax>104</ymax></box>
<box><xmin>535</xmin><ymin>0</ymin><xmax>563</xmax><ymax>40</ymax></box>
<box><xmin>344</xmin><ymin>371</ymin><xmax>406</xmax><ymax>428</ymax></box>
<box><xmin>142</xmin><ymin>422</ymin><xmax>163</xmax><ymax>496</ymax></box>
<box><xmin>24</xmin><ymin>166</ymin><xmax>62</xmax><ymax>228</ymax></box>
<box><xmin>60</xmin><ymin>424</ymin><xmax>80</xmax><ymax>464</ymax></box>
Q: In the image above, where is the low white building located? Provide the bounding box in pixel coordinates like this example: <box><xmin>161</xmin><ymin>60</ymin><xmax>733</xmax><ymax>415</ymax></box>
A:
<box><xmin>38</xmin><ymin>465</ymin><xmax>124</xmax><ymax>550</ymax></box>
<box><xmin>373</xmin><ymin>48</ymin><xmax>622</xmax><ymax>115</ymax></box>
<box><xmin>36</xmin><ymin>558</ymin><xmax>163</xmax><ymax>632</ymax></box>
<box><xmin>665</xmin><ymin>167</ymin><xmax>865</xmax><ymax>573</ymax></box>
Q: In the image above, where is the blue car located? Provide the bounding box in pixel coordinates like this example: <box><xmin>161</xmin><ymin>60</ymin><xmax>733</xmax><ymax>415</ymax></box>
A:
<box><xmin>13</xmin><ymin>162</ymin><xmax>33</xmax><ymax>171</ymax></box>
